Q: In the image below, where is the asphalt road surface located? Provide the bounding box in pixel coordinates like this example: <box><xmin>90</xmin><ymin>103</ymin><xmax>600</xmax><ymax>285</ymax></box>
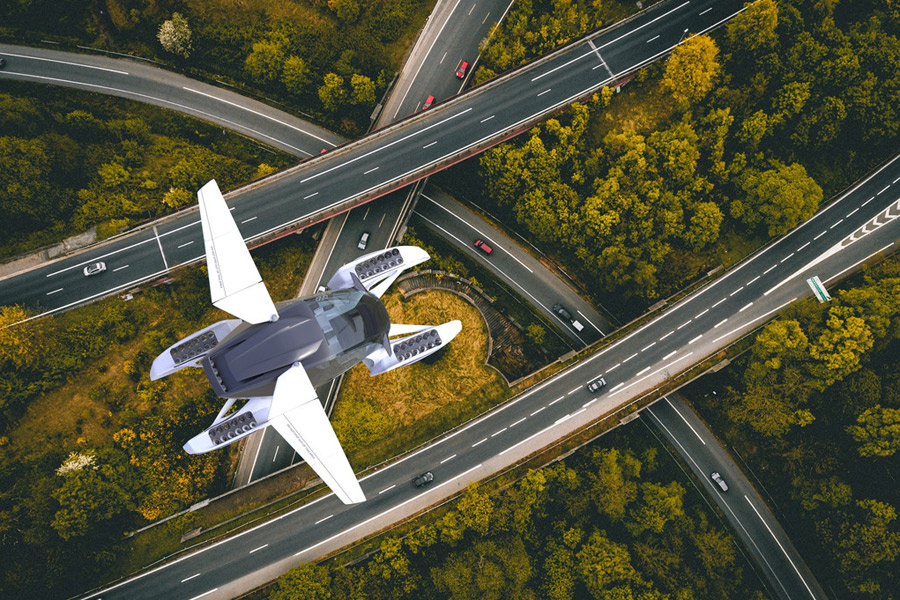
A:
<box><xmin>0</xmin><ymin>0</ymin><xmax>747</xmax><ymax>318</ymax></box>
<box><xmin>75</xmin><ymin>140</ymin><xmax>900</xmax><ymax>600</ymax></box>
<box><xmin>645</xmin><ymin>395</ymin><xmax>827</xmax><ymax>600</ymax></box>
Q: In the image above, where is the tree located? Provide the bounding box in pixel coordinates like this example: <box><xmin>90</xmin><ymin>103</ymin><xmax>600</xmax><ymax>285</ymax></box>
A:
<box><xmin>0</xmin><ymin>305</ymin><xmax>47</xmax><ymax>369</ymax></box>
<box><xmin>157</xmin><ymin>13</ymin><xmax>192</xmax><ymax>58</ymax></box>
<box><xmin>457</xmin><ymin>483</ymin><xmax>494</xmax><ymax>535</ymax></box>
<box><xmin>662</xmin><ymin>35</ymin><xmax>721</xmax><ymax>106</ymax></box>
<box><xmin>329</xmin><ymin>0</ymin><xmax>361</xmax><ymax>22</ymax></box>
<box><xmin>318</xmin><ymin>73</ymin><xmax>347</xmax><ymax>111</ymax></box>
<box><xmin>590</xmin><ymin>448</ymin><xmax>640</xmax><ymax>521</ymax></box>
<box><xmin>847</xmin><ymin>405</ymin><xmax>900</xmax><ymax>457</ymax></box>
<box><xmin>349</xmin><ymin>74</ymin><xmax>376</xmax><ymax>105</ymax></box>
<box><xmin>576</xmin><ymin>531</ymin><xmax>642</xmax><ymax>599</ymax></box>
<box><xmin>628</xmin><ymin>481</ymin><xmax>685</xmax><ymax>535</ymax></box>
<box><xmin>245</xmin><ymin>40</ymin><xmax>286</xmax><ymax>84</ymax></box>
<box><xmin>792</xmin><ymin>476</ymin><xmax>852</xmax><ymax>511</ymax></box>
<box><xmin>282</xmin><ymin>56</ymin><xmax>311</xmax><ymax>95</ymax></box>
<box><xmin>835</xmin><ymin>499</ymin><xmax>900</xmax><ymax>573</ymax></box>
<box><xmin>526</xmin><ymin>323</ymin><xmax>546</xmax><ymax>345</ymax></box>
<box><xmin>684</xmin><ymin>201</ymin><xmax>723</xmax><ymax>249</ymax></box>
<box><xmin>431</xmin><ymin>538</ymin><xmax>532</xmax><ymax>600</ymax></box>
<box><xmin>725</xmin><ymin>0</ymin><xmax>778</xmax><ymax>53</ymax></box>
<box><xmin>271</xmin><ymin>563</ymin><xmax>331</xmax><ymax>600</ymax></box>
<box><xmin>808</xmin><ymin>307</ymin><xmax>874</xmax><ymax>388</ymax></box>
<box><xmin>732</xmin><ymin>162</ymin><xmax>823</xmax><ymax>236</ymax></box>
<box><xmin>163</xmin><ymin>187</ymin><xmax>194</xmax><ymax>209</ymax></box>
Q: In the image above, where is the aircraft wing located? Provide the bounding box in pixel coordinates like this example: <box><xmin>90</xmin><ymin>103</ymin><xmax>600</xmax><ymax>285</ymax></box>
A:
<box><xmin>198</xmin><ymin>180</ymin><xmax>278</xmax><ymax>324</ymax></box>
<box><xmin>269</xmin><ymin>363</ymin><xmax>366</xmax><ymax>504</ymax></box>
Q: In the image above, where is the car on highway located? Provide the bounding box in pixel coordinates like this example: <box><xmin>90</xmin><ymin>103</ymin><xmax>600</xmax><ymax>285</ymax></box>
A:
<box><xmin>552</xmin><ymin>303</ymin><xmax>573</xmax><ymax>321</ymax></box>
<box><xmin>0</xmin><ymin>57</ymin><xmax>6</xmax><ymax>69</ymax></box>
<box><xmin>586</xmin><ymin>376</ymin><xmax>606</xmax><ymax>393</ymax></box>
<box><xmin>473</xmin><ymin>239</ymin><xmax>493</xmax><ymax>255</ymax></box>
<box><xmin>83</xmin><ymin>261</ymin><xmax>107</xmax><ymax>276</ymax></box>
<box><xmin>456</xmin><ymin>60</ymin><xmax>469</xmax><ymax>78</ymax></box>
<box><xmin>358</xmin><ymin>231</ymin><xmax>370</xmax><ymax>250</ymax></box>
<box><xmin>413</xmin><ymin>471</ymin><xmax>434</xmax><ymax>488</ymax></box>
<box><xmin>710</xmin><ymin>471</ymin><xmax>729</xmax><ymax>492</ymax></box>
<box><xmin>422</xmin><ymin>95</ymin><xmax>435</xmax><ymax>110</ymax></box>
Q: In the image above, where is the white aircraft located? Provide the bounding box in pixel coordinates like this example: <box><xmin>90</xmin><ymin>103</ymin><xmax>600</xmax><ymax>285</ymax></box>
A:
<box><xmin>150</xmin><ymin>180</ymin><xmax>462</xmax><ymax>504</ymax></box>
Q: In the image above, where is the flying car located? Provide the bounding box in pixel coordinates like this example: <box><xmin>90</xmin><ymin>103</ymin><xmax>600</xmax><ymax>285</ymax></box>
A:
<box><xmin>150</xmin><ymin>180</ymin><xmax>462</xmax><ymax>504</ymax></box>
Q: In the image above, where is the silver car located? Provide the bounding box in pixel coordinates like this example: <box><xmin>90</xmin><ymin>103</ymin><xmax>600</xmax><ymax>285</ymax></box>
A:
<box><xmin>83</xmin><ymin>261</ymin><xmax>107</xmax><ymax>276</ymax></box>
<box><xmin>710</xmin><ymin>471</ymin><xmax>729</xmax><ymax>492</ymax></box>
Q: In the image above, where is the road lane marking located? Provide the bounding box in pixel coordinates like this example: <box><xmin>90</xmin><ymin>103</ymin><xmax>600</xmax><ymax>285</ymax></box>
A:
<box><xmin>314</xmin><ymin>514</ymin><xmax>333</xmax><ymax>525</ymax></box>
<box><xmin>712</xmin><ymin>297</ymin><xmax>727</xmax><ymax>307</ymax></box>
<box><xmin>637</xmin><ymin>366</ymin><xmax>651</xmax><ymax>376</ymax></box>
<box><xmin>664</xmin><ymin>397</ymin><xmax>705</xmax><ymax>445</ymax></box>
<box><xmin>663</xmin><ymin>350</ymin><xmax>677</xmax><ymax>360</ymax></box>
<box><xmin>878</xmin><ymin>185</ymin><xmax>890</xmax><ymax>195</ymax></box>
<box><xmin>763</xmin><ymin>264</ymin><xmax>778</xmax><ymax>274</ymax></box>
<box><xmin>472</xmin><ymin>438</ymin><xmax>488</xmax><ymax>447</ymax></box>
<box><xmin>303</xmin><ymin>192</ymin><xmax>319</xmax><ymax>199</ymax></box>
<box><xmin>549</xmin><ymin>396</ymin><xmax>564</xmax><ymax>405</ymax></box>
<box><xmin>423</xmin><ymin>141</ymin><xmax>437</xmax><ymax>149</ymax></box>
<box><xmin>272</xmin><ymin>445</ymin><xmax>280</xmax><ymax>462</ymax></box>
<box><xmin>746</xmin><ymin>275</ymin><xmax>760</xmax><ymax>286</ymax></box>
<box><xmin>744</xmin><ymin>496</ymin><xmax>819</xmax><ymax>599</ymax></box>
<box><xmin>184</xmin><ymin>87</ymin><xmax>333</xmax><ymax>147</ymax></box>
<box><xmin>296</xmin><ymin>464</ymin><xmax>483</xmax><ymax>557</ymax></box>
<box><xmin>568</xmin><ymin>385</ymin><xmax>581</xmax><ymax>395</ymax></box>
<box><xmin>688</xmin><ymin>335</ymin><xmax>702</xmax><ymax>345</ymax></box>
<box><xmin>363</xmin><ymin>167</ymin><xmax>379</xmax><ymax>175</ymax></box>
<box><xmin>587</xmin><ymin>39</ymin><xmax>615</xmax><ymax>78</ymax></box>
<box><xmin>694</xmin><ymin>309</ymin><xmax>709</xmax><ymax>319</ymax></box>
<box><xmin>714</xmin><ymin>319</ymin><xmax>727</xmax><ymax>328</ymax></box>
<box><xmin>491</xmin><ymin>427</ymin><xmax>507</xmax><ymax>437</ymax></box>
<box><xmin>610</xmin><ymin>352</ymin><xmax>694</xmax><ymax>397</ymax></box>
<box><xmin>480</xmin><ymin>115</ymin><xmax>495</xmax><ymax>123</ymax></box>
<box><xmin>739</xmin><ymin>303</ymin><xmax>753</xmax><ymax>312</ymax></box>
<box><xmin>846</xmin><ymin>208</ymin><xmax>859</xmax><ymax>218</ymax></box>
<box><xmin>813</xmin><ymin>230</ymin><xmax>827</xmax><ymax>240</ymax></box>
<box><xmin>482</xmin><ymin>11</ymin><xmax>491</xmax><ymax>24</ymax></box>
<box><xmin>623</xmin><ymin>352</ymin><xmax>638</xmax><ymax>363</ymax></box>
<box><xmin>647</xmin><ymin>35</ymin><xmax>660</xmax><ymax>43</ymax></box>
<box><xmin>577</xmin><ymin>309</ymin><xmax>605</xmax><ymax>334</ymax></box>
<box><xmin>583</xmin><ymin>398</ymin><xmax>597</xmax><ymax>408</ymax></box>
<box><xmin>177</xmin><ymin>240</ymin><xmax>194</xmax><ymax>249</ymax></box>
<box><xmin>511</xmin><ymin>417</ymin><xmax>526</xmax><ymax>427</ymax></box>
<box><xmin>780</xmin><ymin>252</ymin><xmax>794</xmax><ymax>263</ymax></box>
<box><xmin>607</xmin><ymin>363</ymin><xmax>620</xmax><ymax>372</ymax></box>
<box><xmin>537</xmin><ymin>88</ymin><xmax>552</xmax><ymax>96</ymax></box>
<box><xmin>46</xmin><ymin>288</ymin><xmax>64</xmax><ymax>296</ymax></box>
<box><xmin>181</xmin><ymin>573</ymin><xmax>201</xmax><ymax>583</ymax></box>
<box><xmin>713</xmin><ymin>298</ymin><xmax>797</xmax><ymax>344</ymax></box>
<box><xmin>677</xmin><ymin>320</ymin><xmax>691</xmax><ymax>329</ymax></box>
<box><xmin>241</xmin><ymin>216</ymin><xmax>257</xmax><ymax>224</ymax></box>
<box><xmin>379</xmin><ymin>485</ymin><xmax>395</xmax><ymax>494</ymax></box>
<box><xmin>796</xmin><ymin>242</ymin><xmax>810</xmax><ymax>252</ymax></box>
<box><xmin>659</xmin><ymin>331</ymin><xmax>674</xmax><ymax>341</ymax></box>
<box><xmin>188</xmin><ymin>590</ymin><xmax>218</xmax><ymax>600</ymax></box>
<box><xmin>641</xmin><ymin>342</ymin><xmax>656</xmax><ymax>352</ymax></box>
<box><xmin>440</xmin><ymin>51</ymin><xmax>447</xmax><ymax>64</ymax></box>
<box><xmin>469</xmin><ymin>3</ymin><xmax>476</xmax><ymax>15</ymax></box>
<box><xmin>699</xmin><ymin>7</ymin><xmax>713</xmax><ymax>15</ymax></box>
<box><xmin>440</xmin><ymin>454</ymin><xmax>457</xmax><ymax>464</ymax></box>
<box><xmin>862</xmin><ymin>196</ymin><xmax>874</xmax><ymax>207</ymax></box>
<box><xmin>825</xmin><ymin>242</ymin><xmax>895</xmax><ymax>285</ymax></box>
<box><xmin>729</xmin><ymin>286</ymin><xmax>743</xmax><ymax>296</ymax></box>
<box><xmin>530</xmin><ymin>406</ymin><xmax>546</xmax><ymax>416</ymax></box>
<box><xmin>249</xmin><ymin>544</ymin><xmax>268</xmax><ymax>554</ymax></box>
<box><xmin>830</xmin><ymin>218</ymin><xmax>843</xmax><ymax>229</ymax></box>
<box><xmin>4</xmin><ymin>51</ymin><xmax>129</xmax><ymax>74</ymax></box>
<box><xmin>610</xmin><ymin>382</ymin><xmax>624</xmax><ymax>392</ymax></box>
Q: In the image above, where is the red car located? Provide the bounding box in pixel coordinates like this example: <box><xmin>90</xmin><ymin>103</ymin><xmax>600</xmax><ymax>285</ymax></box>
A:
<box><xmin>474</xmin><ymin>239</ymin><xmax>493</xmax><ymax>255</ymax></box>
<box><xmin>456</xmin><ymin>60</ymin><xmax>469</xmax><ymax>79</ymax></box>
<box><xmin>422</xmin><ymin>95</ymin><xmax>435</xmax><ymax>110</ymax></box>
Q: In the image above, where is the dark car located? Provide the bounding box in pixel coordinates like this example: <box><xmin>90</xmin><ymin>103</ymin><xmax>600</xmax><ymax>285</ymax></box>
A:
<box><xmin>473</xmin><ymin>239</ymin><xmax>493</xmax><ymax>255</ymax></box>
<box><xmin>586</xmin><ymin>376</ymin><xmax>606</xmax><ymax>393</ymax></box>
<box><xmin>552</xmin><ymin>303</ymin><xmax>573</xmax><ymax>321</ymax></box>
<box><xmin>710</xmin><ymin>471</ymin><xmax>729</xmax><ymax>492</ymax></box>
<box><xmin>422</xmin><ymin>95</ymin><xmax>435</xmax><ymax>110</ymax></box>
<box><xmin>83</xmin><ymin>261</ymin><xmax>107</xmax><ymax>276</ymax></box>
<box><xmin>0</xmin><ymin>57</ymin><xmax>6</xmax><ymax>69</ymax></box>
<box><xmin>413</xmin><ymin>471</ymin><xmax>434</xmax><ymax>488</ymax></box>
<box><xmin>456</xmin><ymin>60</ymin><xmax>470</xmax><ymax>79</ymax></box>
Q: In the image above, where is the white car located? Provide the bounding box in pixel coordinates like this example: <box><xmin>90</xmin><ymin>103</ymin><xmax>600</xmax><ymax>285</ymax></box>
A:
<box><xmin>358</xmin><ymin>231</ymin><xmax>370</xmax><ymax>250</ymax></box>
<box><xmin>83</xmin><ymin>262</ymin><xmax>107</xmax><ymax>276</ymax></box>
<box><xmin>710</xmin><ymin>471</ymin><xmax>729</xmax><ymax>492</ymax></box>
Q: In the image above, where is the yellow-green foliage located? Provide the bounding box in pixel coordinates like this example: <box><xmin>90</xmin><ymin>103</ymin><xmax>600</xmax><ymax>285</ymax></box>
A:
<box><xmin>333</xmin><ymin>291</ymin><xmax>505</xmax><ymax>457</ymax></box>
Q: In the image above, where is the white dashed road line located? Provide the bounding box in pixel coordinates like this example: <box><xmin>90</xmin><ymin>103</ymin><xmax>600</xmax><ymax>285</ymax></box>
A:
<box><xmin>472</xmin><ymin>438</ymin><xmax>488</xmax><ymax>447</ymax></box>
<box><xmin>440</xmin><ymin>454</ymin><xmax>457</xmax><ymax>464</ymax></box>
<box><xmin>181</xmin><ymin>573</ymin><xmax>201</xmax><ymax>583</ymax></box>
<box><xmin>314</xmin><ymin>514</ymin><xmax>333</xmax><ymax>525</ymax></box>
<box><xmin>688</xmin><ymin>335</ymin><xmax>702</xmax><ymax>345</ymax></box>
<box><xmin>423</xmin><ymin>141</ymin><xmax>437</xmax><ymax>149</ymax></box>
<box><xmin>659</xmin><ymin>331</ymin><xmax>674</xmax><ymax>341</ymax></box>
<box><xmin>241</xmin><ymin>216</ymin><xmax>257</xmax><ymax>224</ymax></box>
<box><xmin>647</xmin><ymin>35</ymin><xmax>660</xmax><ymax>43</ymax></box>
<box><xmin>694</xmin><ymin>309</ymin><xmax>709</xmax><ymax>319</ymax></box>
<box><xmin>491</xmin><ymin>427</ymin><xmax>507</xmax><ymax>437</ymax></box>
<box><xmin>480</xmin><ymin>115</ymin><xmax>495</xmax><ymax>123</ymax></box>
<box><xmin>642</xmin><ymin>342</ymin><xmax>656</xmax><ymax>352</ymax></box>
<box><xmin>830</xmin><ymin>219</ymin><xmax>843</xmax><ymax>229</ymax></box>
<box><xmin>379</xmin><ymin>485</ymin><xmax>396</xmax><ymax>494</ymax></box>
<box><xmin>663</xmin><ymin>350</ymin><xmax>677</xmax><ymax>360</ymax></box>
<box><xmin>363</xmin><ymin>167</ymin><xmax>380</xmax><ymax>175</ymax></box>
<box><xmin>249</xmin><ymin>544</ymin><xmax>268</xmax><ymax>554</ymax></box>
<box><xmin>177</xmin><ymin>240</ymin><xmax>194</xmax><ymax>249</ymax></box>
<box><xmin>46</xmin><ymin>288</ymin><xmax>63</xmax><ymax>296</ymax></box>
<box><xmin>549</xmin><ymin>396</ymin><xmax>564</xmax><ymax>406</ymax></box>
<box><xmin>303</xmin><ymin>192</ymin><xmax>319</xmax><ymax>199</ymax></box>
<box><xmin>715</xmin><ymin>319</ymin><xmax>728</xmax><ymax>328</ymax></box>
<box><xmin>537</xmin><ymin>89</ymin><xmax>552</xmax><ymax>96</ymax></box>
<box><xmin>740</xmin><ymin>303</ymin><xmax>753</xmax><ymax>312</ymax></box>
<box><xmin>530</xmin><ymin>406</ymin><xmax>546</xmax><ymax>416</ymax></box>
<box><xmin>510</xmin><ymin>417</ymin><xmax>527</xmax><ymax>428</ymax></box>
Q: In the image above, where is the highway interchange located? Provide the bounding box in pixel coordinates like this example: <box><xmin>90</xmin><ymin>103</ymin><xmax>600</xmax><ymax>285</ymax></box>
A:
<box><xmin>3</xmin><ymin>0</ymin><xmax>898</xmax><ymax>598</ymax></box>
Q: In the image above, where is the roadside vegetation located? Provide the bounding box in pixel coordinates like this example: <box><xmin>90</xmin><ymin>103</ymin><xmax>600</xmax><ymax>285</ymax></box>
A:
<box><xmin>445</xmin><ymin>0</ymin><xmax>900</xmax><ymax>319</ymax></box>
<box><xmin>265</xmin><ymin>425</ymin><xmax>766</xmax><ymax>600</ymax></box>
<box><xmin>686</xmin><ymin>251</ymin><xmax>900</xmax><ymax>599</ymax></box>
<box><xmin>0</xmin><ymin>232</ymin><xmax>317</xmax><ymax>600</ymax></box>
<box><xmin>0</xmin><ymin>82</ymin><xmax>294</xmax><ymax>259</ymax></box>
<box><xmin>3</xmin><ymin>0</ymin><xmax>435</xmax><ymax>134</ymax></box>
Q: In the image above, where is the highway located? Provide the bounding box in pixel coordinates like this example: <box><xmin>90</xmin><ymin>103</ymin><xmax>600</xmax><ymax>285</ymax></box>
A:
<box><xmin>646</xmin><ymin>395</ymin><xmax>827</xmax><ymax>600</ymax></box>
<box><xmin>76</xmin><ymin>137</ymin><xmax>900</xmax><ymax>600</ymax></box>
<box><xmin>0</xmin><ymin>0</ymin><xmax>747</xmax><ymax>319</ymax></box>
